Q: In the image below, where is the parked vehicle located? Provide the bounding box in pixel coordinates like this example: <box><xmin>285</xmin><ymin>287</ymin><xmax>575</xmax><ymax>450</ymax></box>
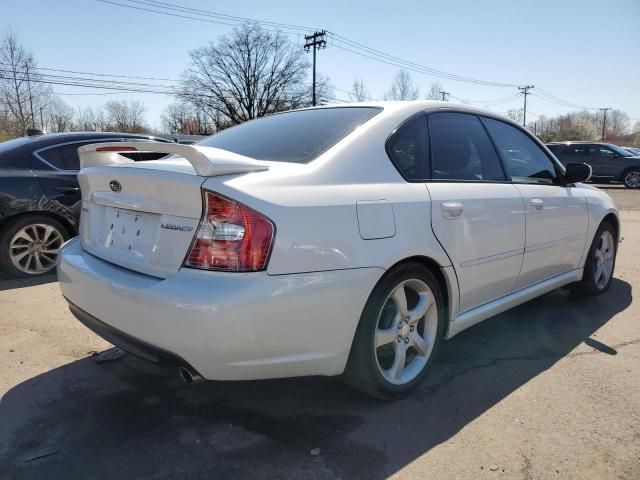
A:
<box><xmin>58</xmin><ymin>103</ymin><xmax>619</xmax><ymax>399</ymax></box>
<box><xmin>546</xmin><ymin>141</ymin><xmax>640</xmax><ymax>188</ymax></box>
<box><xmin>0</xmin><ymin>131</ymin><xmax>170</xmax><ymax>278</ymax></box>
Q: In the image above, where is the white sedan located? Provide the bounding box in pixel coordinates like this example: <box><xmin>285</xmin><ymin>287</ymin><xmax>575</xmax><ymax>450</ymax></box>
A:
<box><xmin>58</xmin><ymin>102</ymin><xmax>619</xmax><ymax>399</ymax></box>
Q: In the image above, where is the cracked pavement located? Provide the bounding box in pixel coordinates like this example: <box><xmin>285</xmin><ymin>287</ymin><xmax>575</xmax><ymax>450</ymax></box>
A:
<box><xmin>0</xmin><ymin>185</ymin><xmax>639</xmax><ymax>479</ymax></box>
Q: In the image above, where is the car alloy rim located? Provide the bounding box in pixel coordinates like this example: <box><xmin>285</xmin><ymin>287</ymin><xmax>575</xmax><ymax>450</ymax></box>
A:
<box><xmin>594</xmin><ymin>230</ymin><xmax>615</xmax><ymax>289</ymax></box>
<box><xmin>625</xmin><ymin>171</ymin><xmax>640</xmax><ymax>187</ymax></box>
<box><xmin>374</xmin><ymin>278</ymin><xmax>438</xmax><ymax>386</ymax></box>
<box><xmin>9</xmin><ymin>224</ymin><xmax>64</xmax><ymax>274</ymax></box>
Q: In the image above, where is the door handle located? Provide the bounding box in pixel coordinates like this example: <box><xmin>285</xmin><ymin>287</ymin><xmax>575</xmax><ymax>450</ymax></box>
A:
<box><xmin>54</xmin><ymin>186</ymin><xmax>80</xmax><ymax>194</ymax></box>
<box><xmin>441</xmin><ymin>201</ymin><xmax>464</xmax><ymax>219</ymax></box>
<box><xmin>530</xmin><ymin>198</ymin><xmax>544</xmax><ymax>211</ymax></box>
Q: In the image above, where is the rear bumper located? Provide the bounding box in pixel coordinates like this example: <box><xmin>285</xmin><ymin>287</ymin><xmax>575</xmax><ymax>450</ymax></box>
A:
<box><xmin>68</xmin><ymin>301</ymin><xmax>194</xmax><ymax>368</ymax></box>
<box><xmin>58</xmin><ymin>238</ymin><xmax>382</xmax><ymax>380</ymax></box>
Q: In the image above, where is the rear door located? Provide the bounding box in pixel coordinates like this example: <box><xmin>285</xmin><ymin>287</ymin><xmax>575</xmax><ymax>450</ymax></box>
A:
<box><xmin>482</xmin><ymin>117</ymin><xmax>588</xmax><ymax>290</ymax></box>
<box><xmin>422</xmin><ymin>112</ymin><xmax>525</xmax><ymax>313</ymax></box>
<box><xmin>558</xmin><ymin>143</ymin><xmax>594</xmax><ymax>172</ymax></box>
<box><xmin>32</xmin><ymin>140</ymin><xmax>87</xmax><ymax>229</ymax></box>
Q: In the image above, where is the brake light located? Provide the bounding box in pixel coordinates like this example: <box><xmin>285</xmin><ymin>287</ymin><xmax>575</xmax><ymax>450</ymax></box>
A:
<box><xmin>184</xmin><ymin>191</ymin><xmax>274</xmax><ymax>272</ymax></box>
<box><xmin>95</xmin><ymin>146</ymin><xmax>138</xmax><ymax>152</ymax></box>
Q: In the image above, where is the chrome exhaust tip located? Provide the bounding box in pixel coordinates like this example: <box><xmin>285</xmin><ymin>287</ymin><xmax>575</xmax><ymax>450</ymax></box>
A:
<box><xmin>179</xmin><ymin>366</ymin><xmax>203</xmax><ymax>384</ymax></box>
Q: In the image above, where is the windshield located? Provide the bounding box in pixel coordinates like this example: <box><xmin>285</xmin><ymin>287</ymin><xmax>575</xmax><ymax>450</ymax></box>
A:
<box><xmin>198</xmin><ymin>107</ymin><xmax>382</xmax><ymax>163</ymax></box>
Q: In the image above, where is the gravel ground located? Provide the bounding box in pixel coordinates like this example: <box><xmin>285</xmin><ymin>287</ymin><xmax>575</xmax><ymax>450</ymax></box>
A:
<box><xmin>0</xmin><ymin>185</ymin><xmax>638</xmax><ymax>479</ymax></box>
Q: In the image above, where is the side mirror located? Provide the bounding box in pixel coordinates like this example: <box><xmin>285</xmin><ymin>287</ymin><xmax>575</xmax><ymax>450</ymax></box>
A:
<box><xmin>564</xmin><ymin>162</ymin><xmax>592</xmax><ymax>184</ymax></box>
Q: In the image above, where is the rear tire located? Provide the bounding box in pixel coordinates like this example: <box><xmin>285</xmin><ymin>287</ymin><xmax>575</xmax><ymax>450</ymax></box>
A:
<box><xmin>622</xmin><ymin>168</ymin><xmax>640</xmax><ymax>189</ymax></box>
<box><xmin>0</xmin><ymin>215</ymin><xmax>69</xmax><ymax>279</ymax></box>
<box><xmin>572</xmin><ymin>221</ymin><xmax>617</xmax><ymax>296</ymax></box>
<box><xmin>343</xmin><ymin>262</ymin><xmax>445</xmax><ymax>399</ymax></box>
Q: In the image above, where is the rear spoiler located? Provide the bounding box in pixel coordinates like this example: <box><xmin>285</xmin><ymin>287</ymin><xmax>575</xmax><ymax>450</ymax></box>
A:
<box><xmin>77</xmin><ymin>141</ymin><xmax>269</xmax><ymax>177</ymax></box>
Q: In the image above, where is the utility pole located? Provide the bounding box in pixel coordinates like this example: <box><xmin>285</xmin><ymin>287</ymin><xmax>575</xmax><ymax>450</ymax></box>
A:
<box><xmin>26</xmin><ymin>63</ymin><xmax>35</xmax><ymax>129</ymax></box>
<box><xmin>39</xmin><ymin>106</ymin><xmax>44</xmax><ymax>131</ymax></box>
<box><xmin>440</xmin><ymin>91</ymin><xmax>449</xmax><ymax>102</ymax></box>
<box><xmin>599</xmin><ymin>107</ymin><xmax>611</xmax><ymax>141</ymax></box>
<box><xmin>518</xmin><ymin>85</ymin><xmax>534</xmax><ymax>127</ymax></box>
<box><xmin>304</xmin><ymin>30</ymin><xmax>327</xmax><ymax>106</ymax></box>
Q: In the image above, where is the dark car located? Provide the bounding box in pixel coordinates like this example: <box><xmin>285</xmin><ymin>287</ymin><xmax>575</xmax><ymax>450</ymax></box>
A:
<box><xmin>546</xmin><ymin>141</ymin><xmax>640</xmax><ymax>189</ymax></box>
<box><xmin>0</xmin><ymin>131</ymin><xmax>170</xmax><ymax>278</ymax></box>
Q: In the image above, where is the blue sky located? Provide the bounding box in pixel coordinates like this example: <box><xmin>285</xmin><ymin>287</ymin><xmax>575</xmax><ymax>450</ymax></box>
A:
<box><xmin>3</xmin><ymin>0</ymin><xmax>639</xmax><ymax>130</ymax></box>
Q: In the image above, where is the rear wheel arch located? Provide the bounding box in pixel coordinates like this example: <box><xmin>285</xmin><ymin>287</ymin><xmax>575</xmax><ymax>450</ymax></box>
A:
<box><xmin>0</xmin><ymin>210</ymin><xmax>76</xmax><ymax>239</ymax></box>
<box><xmin>375</xmin><ymin>256</ymin><xmax>451</xmax><ymax>335</ymax></box>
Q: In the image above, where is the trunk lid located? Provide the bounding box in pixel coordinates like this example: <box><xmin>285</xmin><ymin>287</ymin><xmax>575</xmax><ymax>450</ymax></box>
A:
<box><xmin>76</xmin><ymin>142</ymin><xmax>270</xmax><ymax>278</ymax></box>
<box><xmin>78</xmin><ymin>165</ymin><xmax>205</xmax><ymax>278</ymax></box>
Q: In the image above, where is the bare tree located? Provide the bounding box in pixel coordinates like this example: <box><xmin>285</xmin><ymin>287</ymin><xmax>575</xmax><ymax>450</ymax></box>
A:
<box><xmin>425</xmin><ymin>82</ymin><xmax>445</xmax><ymax>100</ymax></box>
<box><xmin>47</xmin><ymin>96</ymin><xmax>75</xmax><ymax>132</ymax></box>
<box><xmin>0</xmin><ymin>29</ymin><xmax>49</xmax><ymax>135</ymax></box>
<box><xmin>180</xmin><ymin>23</ymin><xmax>315</xmax><ymax>129</ymax></box>
<box><xmin>104</xmin><ymin>100</ymin><xmax>147</xmax><ymax>133</ymax></box>
<box><xmin>384</xmin><ymin>70</ymin><xmax>419</xmax><ymax>101</ymax></box>
<box><xmin>608</xmin><ymin>109</ymin><xmax>629</xmax><ymax>137</ymax></box>
<box><xmin>161</xmin><ymin>101</ymin><xmax>204</xmax><ymax>134</ymax></box>
<box><xmin>506</xmin><ymin>108</ymin><xmax>524</xmax><ymax>124</ymax></box>
<box><xmin>349</xmin><ymin>78</ymin><xmax>370</xmax><ymax>102</ymax></box>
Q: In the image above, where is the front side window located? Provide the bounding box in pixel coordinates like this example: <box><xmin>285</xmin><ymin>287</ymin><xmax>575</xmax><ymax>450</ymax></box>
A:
<box><xmin>387</xmin><ymin>116</ymin><xmax>429</xmax><ymax>180</ymax></box>
<box><xmin>428</xmin><ymin>112</ymin><xmax>505</xmax><ymax>181</ymax></box>
<box><xmin>483</xmin><ymin>117</ymin><xmax>558</xmax><ymax>185</ymax></box>
<box><xmin>562</xmin><ymin>144</ymin><xmax>590</xmax><ymax>158</ymax></box>
<box><xmin>199</xmin><ymin>107</ymin><xmax>382</xmax><ymax>163</ymax></box>
<box><xmin>593</xmin><ymin>144</ymin><xmax>631</xmax><ymax>159</ymax></box>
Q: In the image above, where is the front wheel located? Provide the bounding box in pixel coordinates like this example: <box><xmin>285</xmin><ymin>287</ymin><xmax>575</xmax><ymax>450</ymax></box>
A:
<box><xmin>622</xmin><ymin>168</ymin><xmax>640</xmax><ymax>189</ymax></box>
<box><xmin>572</xmin><ymin>221</ymin><xmax>617</xmax><ymax>296</ymax></box>
<box><xmin>343</xmin><ymin>263</ymin><xmax>445</xmax><ymax>399</ymax></box>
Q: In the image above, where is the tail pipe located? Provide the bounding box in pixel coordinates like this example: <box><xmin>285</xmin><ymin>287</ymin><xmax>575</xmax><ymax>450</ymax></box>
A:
<box><xmin>178</xmin><ymin>366</ymin><xmax>204</xmax><ymax>385</ymax></box>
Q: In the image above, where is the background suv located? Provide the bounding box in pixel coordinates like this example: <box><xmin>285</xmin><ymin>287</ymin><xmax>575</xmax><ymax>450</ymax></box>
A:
<box><xmin>0</xmin><ymin>132</ymin><xmax>170</xmax><ymax>278</ymax></box>
<box><xmin>547</xmin><ymin>141</ymin><xmax>640</xmax><ymax>188</ymax></box>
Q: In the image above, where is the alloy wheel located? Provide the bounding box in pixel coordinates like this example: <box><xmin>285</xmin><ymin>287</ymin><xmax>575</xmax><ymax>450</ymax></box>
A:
<box><xmin>624</xmin><ymin>170</ymin><xmax>640</xmax><ymax>188</ymax></box>
<box><xmin>374</xmin><ymin>279</ymin><xmax>438</xmax><ymax>385</ymax></box>
<box><xmin>593</xmin><ymin>230</ymin><xmax>615</xmax><ymax>290</ymax></box>
<box><xmin>9</xmin><ymin>223</ymin><xmax>64</xmax><ymax>275</ymax></box>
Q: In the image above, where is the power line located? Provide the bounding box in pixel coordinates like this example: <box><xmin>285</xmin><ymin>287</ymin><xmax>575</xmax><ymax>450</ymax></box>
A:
<box><xmin>96</xmin><ymin>0</ymin><xmax>612</xmax><ymax>112</ymax></box>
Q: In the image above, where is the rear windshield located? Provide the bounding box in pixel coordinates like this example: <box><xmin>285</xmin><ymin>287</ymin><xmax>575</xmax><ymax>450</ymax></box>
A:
<box><xmin>198</xmin><ymin>107</ymin><xmax>382</xmax><ymax>163</ymax></box>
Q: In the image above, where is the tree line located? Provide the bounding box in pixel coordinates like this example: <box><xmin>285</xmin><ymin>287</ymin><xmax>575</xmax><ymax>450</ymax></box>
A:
<box><xmin>1</xmin><ymin>25</ymin><xmax>638</xmax><ymax>146</ymax></box>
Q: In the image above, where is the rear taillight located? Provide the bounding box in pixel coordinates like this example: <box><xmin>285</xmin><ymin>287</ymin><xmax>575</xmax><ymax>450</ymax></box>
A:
<box><xmin>184</xmin><ymin>191</ymin><xmax>274</xmax><ymax>272</ymax></box>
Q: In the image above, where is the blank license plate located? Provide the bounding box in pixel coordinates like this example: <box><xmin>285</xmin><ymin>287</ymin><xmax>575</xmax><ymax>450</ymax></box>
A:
<box><xmin>103</xmin><ymin>208</ymin><xmax>150</xmax><ymax>254</ymax></box>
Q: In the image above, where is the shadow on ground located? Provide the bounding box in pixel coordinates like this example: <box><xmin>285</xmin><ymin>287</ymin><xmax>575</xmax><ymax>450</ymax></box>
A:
<box><xmin>0</xmin><ymin>279</ymin><xmax>632</xmax><ymax>479</ymax></box>
<box><xmin>0</xmin><ymin>273</ymin><xmax>56</xmax><ymax>292</ymax></box>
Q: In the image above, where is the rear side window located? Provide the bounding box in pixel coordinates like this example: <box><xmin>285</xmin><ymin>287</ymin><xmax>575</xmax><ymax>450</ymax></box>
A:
<box><xmin>387</xmin><ymin>116</ymin><xmax>429</xmax><ymax>180</ymax></box>
<box><xmin>483</xmin><ymin>117</ymin><xmax>557</xmax><ymax>184</ymax></box>
<box><xmin>562</xmin><ymin>144</ymin><xmax>590</xmax><ymax>158</ymax></box>
<box><xmin>199</xmin><ymin>107</ymin><xmax>382</xmax><ymax>163</ymax></box>
<box><xmin>38</xmin><ymin>144</ymin><xmax>81</xmax><ymax>170</ymax></box>
<box><xmin>428</xmin><ymin>112</ymin><xmax>505</xmax><ymax>181</ymax></box>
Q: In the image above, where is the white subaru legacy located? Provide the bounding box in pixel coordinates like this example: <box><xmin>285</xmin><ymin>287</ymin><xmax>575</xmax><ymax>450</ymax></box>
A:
<box><xmin>58</xmin><ymin>102</ymin><xmax>619</xmax><ymax>399</ymax></box>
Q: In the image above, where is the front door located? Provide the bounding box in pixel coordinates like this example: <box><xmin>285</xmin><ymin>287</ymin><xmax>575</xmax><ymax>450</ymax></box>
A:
<box><xmin>482</xmin><ymin>117</ymin><xmax>589</xmax><ymax>290</ymax></box>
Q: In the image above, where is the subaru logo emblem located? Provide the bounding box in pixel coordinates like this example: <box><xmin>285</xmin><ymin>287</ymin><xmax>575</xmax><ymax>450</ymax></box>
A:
<box><xmin>109</xmin><ymin>180</ymin><xmax>122</xmax><ymax>193</ymax></box>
